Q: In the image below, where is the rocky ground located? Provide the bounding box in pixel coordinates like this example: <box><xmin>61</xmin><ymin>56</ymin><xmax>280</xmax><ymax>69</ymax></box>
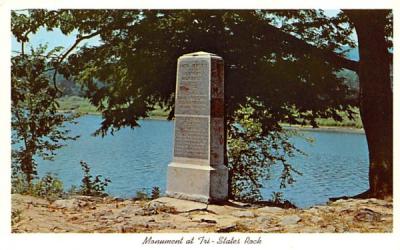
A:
<box><xmin>11</xmin><ymin>194</ymin><xmax>392</xmax><ymax>233</ymax></box>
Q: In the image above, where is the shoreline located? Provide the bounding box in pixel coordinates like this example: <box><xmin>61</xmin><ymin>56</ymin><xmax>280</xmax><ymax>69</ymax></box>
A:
<box><xmin>282</xmin><ymin>125</ymin><xmax>365</xmax><ymax>134</ymax></box>
<box><xmin>63</xmin><ymin>111</ymin><xmax>364</xmax><ymax>134</ymax></box>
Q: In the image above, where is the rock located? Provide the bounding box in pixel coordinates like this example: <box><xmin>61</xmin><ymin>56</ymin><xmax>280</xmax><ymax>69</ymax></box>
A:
<box><xmin>206</xmin><ymin>205</ymin><xmax>231</xmax><ymax>215</ymax></box>
<box><xmin>120</xmin><ymin>205</ymin><xmax>141</xmax><ymax>215</ymax></box>
<box><xmin>256</xmin><ymin>216</ymin><xmax>270</xmax><ymax>224</ymax></box>
<box><xmin>190</xmin><ymin>214</ymin><xmax>222</xmax><ymax>225</ymax></box>
<box><xmin>115</xmin><ymin>216</ymin><xmax>125</xmax><ymax>223</ymax></box>
<box><xmin>263</xmin><ymin>226</ymin><xmax>283</xmax><ymax>233</ymax></box>
<box><xmin>280</xmin><ymin>215</ymin><xmax>301</xmax><ymax>226</ymax></box>
<box><xmin>310</xmin><ymin>216</ymin><xmax>322</xmax><ymax>224</ymax></box>
<box><xmin>11</xmin><ymin>194</ymin><xmax>393</xmax><ymax>233</ymax></box>
<box><xmin>355</xmin><ymin>208</ymin><xmax>381</xmax><ymax>222</ymax></box>
<box><xmin>142</xmin><ymin>200</ymin><xmax>177</xmax><ymax>215</ymax></box>
<box><xmin>257</xmin><ymin>206</ymin><xmax>284</xmax><ymax>213</ymax></box>
<box><xmin>69</xmin><ymin>216</ymin><xmax>79</xmax><ymax>221</ymax></box>
<box><xmin>70</xmin><ymin>195</ymin><xmax>102</xmax><ymax>202</ymax></box>
<box><xmin>117</xmin><ymin>225</ymin><xmax>125</xmax><ymax>233</ymax></box>
<box><xmin>217</xmin><ymin>224</ymin><xmax>237</xmax><ymax>233</ymax></box>
<box><xmin>298</xmin><ymin>227</ymin><xmax>322</xmax><ymax>233</ymax></box>
<box><xmin>135</xmin><ymin>209</ymin><xmax>154</xmax><ymax>216</ymax></box>
<box><xmin>200</xmin><ymin>218</ymin><xmax>217</xmax><ymax>224</ymax></box>
<box><xmin>238</xmin><ymin>219</ymin><xmax>257</xmax><ymax>228</ymax></box>
<box><xmin>112</xmin><ymin>197</ymin><xmax>125</xmax><ymax>202</ymax></box>
<box><xmin>97</xmin><ymin>210</ymin><xmax>113</xmax><ymax>217</ymax></box>
<box><xmin>232</xmin><ymin>210</ymin><xmax>256</xmax><ymax>218</ymax></box>
<box><xmin>325</xmin><ymin>225</ymin><xmax>336</xmax><ymax>232</ymax></box>
<box><xmin>149</xmin><ymin>197</ymin><xmax>207</xmax><ymax>213</ymax></box>
<box><xmin>307</xmin><ymin>207</ymin><xmax>320</xmax><ymax>214</ymax></box>
<box><xmin>335</xmin><ymin>226</ymin><xmax>345</xmax><ymax>233</ymax></box>
<box><xmin>161</xmin><ymin>214</ymin><xmax>171</xmax><ymax>218</ymax></box>
<box><xmin>51</xmin><ymin>199</ymin><xmax>78</xmax><ymax>209</ymax></box>
<box><xmin>227</xmin><ymin>200</ymin><xmax>251</xmax><ymax>208</ymax></box>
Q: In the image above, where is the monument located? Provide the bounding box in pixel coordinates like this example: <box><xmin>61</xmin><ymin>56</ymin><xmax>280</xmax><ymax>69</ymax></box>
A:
<box><xmin>166</xmin><ymin>51</ymin><xmax>228</xmax><ymax>203</ymax></box>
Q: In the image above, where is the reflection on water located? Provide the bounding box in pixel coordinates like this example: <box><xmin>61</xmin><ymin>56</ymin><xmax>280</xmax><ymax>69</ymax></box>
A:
<box><xmin>34</xmin><ymin>115</ymin><xmax>369</xmax><ymax>208</ymax></box>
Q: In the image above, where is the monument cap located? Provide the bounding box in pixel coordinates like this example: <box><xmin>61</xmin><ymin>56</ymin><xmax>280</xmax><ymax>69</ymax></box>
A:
<box><xmin>180</xmin><ymin>51</ymin><xmax>220</xmax><ymax>58</ymax></box>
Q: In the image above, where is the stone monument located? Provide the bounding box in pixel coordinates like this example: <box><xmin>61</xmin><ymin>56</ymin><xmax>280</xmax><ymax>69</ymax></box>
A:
<box><xmin>166</xmin><ymin>51</ymin><xmax>228</xmax><ymax>203</ymax></box>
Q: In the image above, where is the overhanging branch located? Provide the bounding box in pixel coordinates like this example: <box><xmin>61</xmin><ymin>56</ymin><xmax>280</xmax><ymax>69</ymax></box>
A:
<box><xmin>262</xmin><ymin>22</ymin><xmax>360</xmax><ymax>73</ymax></box>
<box><xmin>52</xmin><ymin>31</ymin><xmax>101</xmax><ymax>92</ymax></box>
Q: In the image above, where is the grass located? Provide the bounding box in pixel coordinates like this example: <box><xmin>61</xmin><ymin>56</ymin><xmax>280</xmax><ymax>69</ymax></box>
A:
<box><xmin>58</xmin><ymin>96</ymin><xmax>170</xmax><ymax>119</ymax></box>
<box><xmin>315</xmin><ymin>108</ymin><xmax>363</xmax><ymax>129</ymax></box>
<box><xmin>58</xmin><ymin>96</ymin><xmax>363</xmax><ymax>128</ymax></box>
<box><xmin>58</xmin><ymin>96</ymin><xmax>99</xmax><ymax>114</ymax></box>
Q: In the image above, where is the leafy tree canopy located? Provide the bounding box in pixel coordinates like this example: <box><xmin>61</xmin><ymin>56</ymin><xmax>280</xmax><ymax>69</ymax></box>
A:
<box><xmin>12</xmin><ymin>9</ymin><xmax>367</xmax><ymax>135</ymax></box>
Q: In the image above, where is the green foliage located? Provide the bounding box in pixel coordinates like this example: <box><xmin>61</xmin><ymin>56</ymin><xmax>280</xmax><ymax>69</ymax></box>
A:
<box><xmin>151</xmin><ymin>186</ymin><xmax>161</xmax><ymax>200</ymax></box>
<box><xmin>10</xmin><ymin>9</ymin><xmax>363</xmax><ymax>135</ymax></box>
<box><xmin>134</xmin><ymin>189</ymin><xmax>149</xmax><ymax>201</ymax></box>
<box><xmin>57</xmin><ymin>96</ymin><xmax>98</xmax><ymax>114</ymax></box>
<box><xmin>11</xmin><ymin>161</ymin><xmax>112</xmax><ymax>199</ymax></box>
<box><xmin>147</xmin><ymin>105</ymin><xmax>170</xmax><ymax>119</ymax></box>
<box><xmin>270</xmin><ymin>191</ymin><xmax>284</xmax><ymax>204</ymax></box>
<box><xmin>66</xmin><ymin>185</ymin><xmax>79</xmax><ymax>195</ymax></box>
<box><xmin>79</xmin><ymin>161</ymin><xmax>111</xmax><ymax>197</ymax></box>
<box><xmin>11</xmin><ymin>210</ymin><xmax>22</xmax><ymax>226</ymax></box>
<box><xmin>315</xmin><ymin>108</ymin><xmax>363</xmax><ymax>128</ymax></box>
<box><xmin>11</xmin><ymin>45</ymin><xmax>79</xmax><ymax>185</ymax></box>
<box><xmin>265</xmin><ymin>192</ymin><xmax>297</xmax><ymax>209</ymax></box>
<box><xmin>11</xmin><ymin>174</ymin><xmax>29</xmax><ymax>195</ymax></box>
<box><xmin>32</xmin><ymin>173</ymin><xmax>64</xmax><ymax>200</ymax></box>
<box><xmin>57</xmin><ymin>96</ymin><xmax>171</xmax><ymax>119</ymax></box>
<box><xmin>11</xmin><ymin>172</ymin><xmax>64</xmax><ymax>201</ymax></box>
<box><xmin>228</xmin><ymin>98</ymin><xmax>303</xmax><ymax>202</ymax></box>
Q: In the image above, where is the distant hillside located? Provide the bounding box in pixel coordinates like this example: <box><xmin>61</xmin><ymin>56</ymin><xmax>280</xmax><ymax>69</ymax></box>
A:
<box><xmin>47</xmin><ymin>47</ymin><xmax>362</xmax><ymax>97</ymax></box>
<box><xmin>44</xmin><ymin>70</ymin><xmax>84</xmax><ymax>97</ymax></box>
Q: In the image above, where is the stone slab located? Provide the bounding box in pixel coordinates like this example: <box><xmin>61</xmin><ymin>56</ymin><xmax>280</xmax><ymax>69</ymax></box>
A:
<box><xmin>150</xmin><ymin>197</ymin><xmax>207</xmax><ymax>213</ymax></box>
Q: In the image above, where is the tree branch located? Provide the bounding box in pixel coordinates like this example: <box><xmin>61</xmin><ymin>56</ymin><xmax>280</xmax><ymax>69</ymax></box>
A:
<box><xmin>52</xmin><ymin>31</ymin><xmax>101</xmax><ymax>92</ymax></box>
<box><xmin>262</xmin><ymin>22</ymin><xmax>360</xmax><ymax>72</ymax></box>
<box><xmin>21</xmin><ymin>10</ymin><xmax>60</xmax><ymax>42</ymax></box>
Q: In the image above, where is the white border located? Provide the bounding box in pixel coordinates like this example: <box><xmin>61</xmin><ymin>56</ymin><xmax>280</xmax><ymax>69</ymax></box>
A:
<box><xmin>1</xmin><ymin>1</ymin><xmax>398</xmax><ymax>250</ymax></box>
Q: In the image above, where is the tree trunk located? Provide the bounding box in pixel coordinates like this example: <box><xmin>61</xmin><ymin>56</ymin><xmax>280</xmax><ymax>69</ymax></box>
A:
<box><xmin>344</xmin><ymin>10</ymin><xmax>392</xmax><ymax>199</ymax></box>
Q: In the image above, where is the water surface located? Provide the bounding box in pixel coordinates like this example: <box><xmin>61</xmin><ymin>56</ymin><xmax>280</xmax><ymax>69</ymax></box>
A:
<box><xmin>35</xmin><ymin>115</ymin><xmax>369</xmax><ymax>208</ymax></box>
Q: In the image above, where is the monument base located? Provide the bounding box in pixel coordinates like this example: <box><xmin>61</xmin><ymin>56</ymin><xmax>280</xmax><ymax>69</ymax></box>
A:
<box><xmin>166</xmin><ymin>162</ymin><xmax>228</xmax><ymax>203</ymax></box>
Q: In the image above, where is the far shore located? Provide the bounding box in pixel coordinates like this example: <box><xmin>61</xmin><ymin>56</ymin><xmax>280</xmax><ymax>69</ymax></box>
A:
<box><xmin>282</xmin><ymin>124</ymin><xmax>365</xmax><ymax>134</ymax></box>
<box><xmin>59</xmin><ymin>110</ymin><xmax>364</xmax><ymax>134</ymax></box>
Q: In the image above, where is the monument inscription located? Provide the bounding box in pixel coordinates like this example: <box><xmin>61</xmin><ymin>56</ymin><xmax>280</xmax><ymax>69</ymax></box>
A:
<box><xmin>174</xmin><ymin>116</ymin><xmax>208</xmax><ymax>160</ymax></box>
<box><xmin>175</xmin><ymin>59</ymin><xmax>209</xmax><ymax>116</ymax></box>
<box><xmin>167</xmin><ymin>51</ymin><xmax>228</xmax><ymax>203</ymax></box>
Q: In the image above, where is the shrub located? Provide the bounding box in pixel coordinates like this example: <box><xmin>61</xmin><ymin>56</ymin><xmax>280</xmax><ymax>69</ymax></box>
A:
<box><xmin>11</xmin><ymin>174</ymin><xmax>29</xmax><ymax>194</ymax></box>
<box><xmin>228</xmin><ymin>98</ymin><xmax>304</xmax><ymax>202</ymax></box>
<box><xmin>11</xmin><ymin>172</ymin><xmax>63</xmax><ymax>201</ymax></box>
<box><xmin>32</xmin><ymin>173</ymin><xmax>64</xmax><ymax>200</ymax></box>
<box><xmin>11</xmin><ymin>209</ymin><xmax>22</xmax><ymax>226</ymax></box>
<box><xmin>134</xmin><ymin>189</ymin><xmax>149</xmax><ymax>200</ymax></box>
<box><xmin>79</xmin><ymin>161</ymin><xmax>111</xmax><ymax>197</ymax></box>
<box><xmin>151</xmin><ymin>186</ymin><xmax>160</xmax><ymax>199</ymax></box>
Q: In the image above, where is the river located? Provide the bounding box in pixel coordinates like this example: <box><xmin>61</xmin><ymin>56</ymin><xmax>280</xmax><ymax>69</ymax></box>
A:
<box><xmin>34</xmin><ymin>115</ymin><xmax>369</xmax><ymax>208</ymax></box>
